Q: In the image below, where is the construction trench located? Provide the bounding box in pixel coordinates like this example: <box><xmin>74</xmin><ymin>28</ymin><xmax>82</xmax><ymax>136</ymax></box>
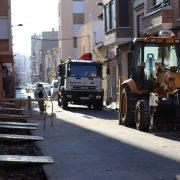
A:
<box><xmin>0</xmin><ymin>99</ymin><xmax>54</xmax><ymax>179</ymax></box>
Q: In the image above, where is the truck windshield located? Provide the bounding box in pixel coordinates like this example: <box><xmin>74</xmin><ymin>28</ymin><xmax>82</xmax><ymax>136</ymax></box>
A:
<box><xmin>69</xmin><ymin>65</ymin><xmax>99</xmax><ymax>77</ymax></box>
<box><xmin>144</xmin><ymin>43</ymin><xmax>180</xmax><ymax>72</ymax></box>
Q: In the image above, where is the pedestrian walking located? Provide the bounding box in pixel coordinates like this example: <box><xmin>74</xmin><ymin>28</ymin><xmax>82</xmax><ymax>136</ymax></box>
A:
<box><xmin>34</xmin><ymin>83</ymin><xmax>48</xmax><ymax>113</ymax></box>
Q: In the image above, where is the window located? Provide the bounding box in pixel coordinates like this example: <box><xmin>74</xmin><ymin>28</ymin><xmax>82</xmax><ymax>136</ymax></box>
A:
<box><xmin>70</xmin><ymin>65</ymin><xmax>98</xmax><ymax>77</ymax></box>
<box><xmin>119</xmin><ymin>0</ymin><xmax>130</xmax><ymax>27</ymax></box>
<box><xmin>73</xmin><ymin>13</ymin><xmax>85</xmax><ymax>24</ymax></box>
<box><xmin>0</xmin><ymin>18</ymin><xmax>8</xmax><ymax>39</ymax></box>
<box><xmin>104</xmin><ymin>0</ymin><xmax>115</xmax><ymax>32</ymax></box>
<box><xmin>110</xmin><ymin>1</ymin><xmax>115</xmax><ymax>29</ymax></box>
<box><xmin>105</xmin><ymin>5</ymin><xmax>109</xmax><ymax>31</ymax></box>
<box><xmin>153</xmin><ymin>0</ymin><xmax>162</xmax><ymax>5</ymax></box>
<box><xmin>2</xmin><ymin>63</ymin><xmax>13</xmax><ymax>77</ymax></box>
<box><xmin>137</xmin><ymin>13</ymin><xmax>144</xmax><ymax>36</ymax></box>
<box><xmin>73</xmin><ymin>37</ymin><xmax>77</xmax><ymax>48</ymax></box>
<box><xmin>73</xmin><ymin>48</ymin><xmax>78</xmax><ymax>59</ymax></box>
<box><xmin>73</xmin><ymin>1</ymin><xmax>84</xmax><ymax>13</ymax></box>
<box><xmin>72</xmin><ymin>24</ymin><xmax>82</xmax><ymax>36</ymax></box>
<box><xmin>179</xmin><ymin>1</ymin><xmax>180</xmax><ymax>18</ymax></box>
<box><xmin>143</xmin><ymin>43</ymin><xmax>180</xmax><ymax>80</ymax></box>
<box><xmin>144</xmin><ymin>45</ymin><xmax>160</xmax><ymax>80</ymax></box>
<box><xmin>151</xmin><ymin>0</ymin><xmax>170</xmax><ymax>11</ymax></box>
<box><xmin>58</xmin><ymin>2</ymin><xmax>61</xmax><ymax>17</ymax></box>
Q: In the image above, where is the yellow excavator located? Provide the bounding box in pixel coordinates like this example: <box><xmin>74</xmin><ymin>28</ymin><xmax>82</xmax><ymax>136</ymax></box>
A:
<box><xmin>119</xmin><ymin>30</ymin><xmax>180</xmax><ymax>131</ymax></box>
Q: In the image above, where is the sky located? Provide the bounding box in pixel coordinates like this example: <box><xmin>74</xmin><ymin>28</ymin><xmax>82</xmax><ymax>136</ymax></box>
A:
<box><xmin>11</xmin><ymin>0</ymin><xmax>58</xmax><ymax>57</ymax></box>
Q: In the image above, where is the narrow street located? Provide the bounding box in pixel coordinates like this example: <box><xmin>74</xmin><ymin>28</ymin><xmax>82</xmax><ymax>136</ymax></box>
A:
<box><xmin>32</xmin><ymin>103</ymin><xmax>180</xmax><ymax>180</ymax></box>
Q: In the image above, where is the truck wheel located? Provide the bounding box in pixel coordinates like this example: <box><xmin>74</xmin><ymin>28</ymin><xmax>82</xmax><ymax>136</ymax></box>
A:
<box><xmin>135</xmin><ymin>100</ymin><xmax>150</xmax><ymax>131</ymax></box>
<box><xmin>62</xmin><ymin>99</ymin><xmax>68</xmax><ymax>109</ymax></box>
<box><xmin>120</xmin><ymin>87</ymin><xmax>137</xmax><ymax>127</ymax></box>
<box><xmin>93</xmin><ymin>101</ymin><xmax>103</xmax><ymax>110</ymax></box>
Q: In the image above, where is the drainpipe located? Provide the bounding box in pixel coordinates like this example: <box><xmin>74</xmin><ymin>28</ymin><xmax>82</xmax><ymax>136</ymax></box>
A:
<box><xmin>0</xmin><ymin>63</ymin><xmax>3</xmax><ymax>98</ymax></box>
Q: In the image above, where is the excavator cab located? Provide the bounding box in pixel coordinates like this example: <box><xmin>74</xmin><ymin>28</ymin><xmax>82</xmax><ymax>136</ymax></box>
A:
<box><xmin>119</xmin><ymin>30</ymin><xmax>180</xmax><ymax>131</ymax></box>
<box><xmin>130</xmin><ymin>36</ymin><xmax>180</xmax><ymax>91</ymax></box>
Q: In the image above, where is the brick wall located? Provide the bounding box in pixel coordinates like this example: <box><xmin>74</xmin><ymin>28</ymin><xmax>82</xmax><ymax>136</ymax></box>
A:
<box><xmin>171</xmin><ymin>0</ymin><xmax>180</xmax><ymax>29</ymax></box>
<box><xmin>0</xmin><ymin>40</ymin><xmax>9</xmax><ymax>51</ymax></box>
<box><xmin>0</xmin><ymin>0</ymin><xmax>8</xmax><ymax>16</ymax></box>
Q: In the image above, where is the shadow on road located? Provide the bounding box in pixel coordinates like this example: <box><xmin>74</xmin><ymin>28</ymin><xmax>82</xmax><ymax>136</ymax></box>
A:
<box><xmin>152</xmin><ymin>132</ymin><xmax>180</xmax><ymax>142</ymax></box>
<box><xmin>60</xmin><ymin>105</ymin><xmax>180</xmax><ymax>142</ymax></box>
<box><xmin>35</xmin><ymin>115</ymin><xmax>180</xmax><ymax>180</ymax></box>
<box><xmin>64</xmin><ymin>106</ymin><xmax>118</xmax><ymax>121</ymax></box>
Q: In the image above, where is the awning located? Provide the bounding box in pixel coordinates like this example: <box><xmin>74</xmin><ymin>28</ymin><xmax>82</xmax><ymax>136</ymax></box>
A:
<box><xmin>0</xmin><ymin>55</ymin><xmax>13</xmax><ymax>63</ymax></box>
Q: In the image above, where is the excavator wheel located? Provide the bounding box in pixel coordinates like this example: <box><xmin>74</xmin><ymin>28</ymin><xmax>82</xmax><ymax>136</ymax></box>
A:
<box><xmin>120</xmin><ymin>87</ymin><xmax>137</xmax><ymax>127</ymax></box>
<box><xmin>135</xmin><ymin>100</ymin><xmax>150</xmax><ymax>131</ymax></box>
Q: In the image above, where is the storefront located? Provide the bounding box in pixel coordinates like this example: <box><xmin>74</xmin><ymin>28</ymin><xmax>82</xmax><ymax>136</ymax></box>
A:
<box><xmin>0</xmin><ymin>54</ymin><xmax>15</xmax><ymax>98</ymax></box>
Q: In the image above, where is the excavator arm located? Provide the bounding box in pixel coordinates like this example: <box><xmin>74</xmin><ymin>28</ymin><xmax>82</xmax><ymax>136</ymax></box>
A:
<box><xmin>155</xmin><ymin>63</ymin><xmax>176</xmax><ymax>94</ymax></box>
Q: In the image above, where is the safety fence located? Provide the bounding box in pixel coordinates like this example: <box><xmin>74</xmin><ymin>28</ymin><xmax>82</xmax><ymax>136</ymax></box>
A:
<box><xmin>0</xmin><ymin>97</ymin><xmax>54</xmax><ymax>129</ymax></box>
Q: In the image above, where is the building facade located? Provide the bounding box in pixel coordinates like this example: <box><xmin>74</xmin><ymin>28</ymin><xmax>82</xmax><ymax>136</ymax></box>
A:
<box><xmin>77</xmin><ymin>20</ymin><xmax>104</xmax><ymax>59</ymax></box>
<box><xmin>14</xmin><ymin>54</ymin><xmax>29</xmax><ymax>85</ymax></box>
<box><xmin>95</xmin><ymin>0</ymin><xmax>133</xmax><ymax>104</ymax></box>
<box><xmin>0</xmin><ymin>0</ymin><xmax>14</xmax><ymax>98</ymax></box>
<box><xmin>94</xmin><ymin>0</ymin><xmax>180</xmax><ymax>104</ymax></box>
<box><xmin>30</xmin><ymin>29</ymin><xmax>58</xmax><ymax>83</ymax></box>
<box><xmin>58</xmin><ymin>0</ymin><xmax>103</xmax><ymax>60</ymax></box>
<box><xmin>133</xmin><ymin>0</ymin><xmax>180</xmax><ymax>37</ymax></box>
<box><xmin>44</xmin><ymin>47</ymin><xmax>59</xmax><ymax>83</ymax></box>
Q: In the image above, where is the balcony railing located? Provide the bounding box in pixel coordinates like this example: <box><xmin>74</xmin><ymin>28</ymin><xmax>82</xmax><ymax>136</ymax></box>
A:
<box><xmin>141</xmin><ymin>6</ymin><xmax>173</xmax><ymax>33</ymax></box>
<box><xmin>151</xmin><ymin>0</ymin><xmax>170</xmax><ymax>12</ymax></box>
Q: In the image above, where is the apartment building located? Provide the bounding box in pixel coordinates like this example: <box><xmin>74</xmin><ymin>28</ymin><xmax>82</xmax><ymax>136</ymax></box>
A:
<box><xmin>133</xmin><ymin>0</ymin><xmax>180</xmax><ymax>37</ymax></box>
<box><xmin>77</xmin><ymin>20</ymin><xmax>104</xmax><ymax>59</ymax></box>
<box><xmin>94</xmin><ymin>0</ymin><xmax>180</xmax><ymax>104</ymax></box>
<box><xmin>94</xmin><ymin>0</ymin><xmax>133</xmax><ymax>103</ymax></box>
<box><xmin>58</xmin><ymin>0</ymin><xmax>103</xmax><ymax>60</ymax></box>
<box><xmin>0</xmin><ymin>0</ymin><xmax>14</xmax><ymax>98</ymax></box>
<box><xmin>30</xmin><ymin>29</ymin><xmax>58</xmax><ymax>82</ymax></box>
<box><xmin>44</xmin><ymin>47</ymin><xmax>59</xmax><ymax>83</ymax></box>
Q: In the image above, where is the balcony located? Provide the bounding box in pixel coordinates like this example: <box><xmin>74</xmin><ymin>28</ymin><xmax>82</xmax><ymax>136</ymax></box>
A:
<box><xmin>141</xmin><ymin>2</ymin><xmax>173</xmax><ymax>34</ymax></box>
<box><xmin>151</xmin><ymin>0</ymin><xmax>170</xmax><ymax>12</ymax></box>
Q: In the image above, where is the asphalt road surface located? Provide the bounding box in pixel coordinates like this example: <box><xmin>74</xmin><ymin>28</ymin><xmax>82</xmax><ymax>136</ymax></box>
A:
<box><xmin>32</xmin><ymin>103</ymin><xmax>180</xmax><ymax>180</ymax></box>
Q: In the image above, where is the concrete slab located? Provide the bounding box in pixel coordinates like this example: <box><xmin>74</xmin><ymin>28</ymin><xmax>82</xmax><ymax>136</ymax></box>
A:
<box><xmin>0</xmin><ymin>121</ymin><xmax>39</xmax><ymax>127</ymax></box>
<box><xmin>0</xmin><ymin>134</ymin><xmax>43</xmax><ymax>141</ymax></box>
<box><xmin>0</xmin><ymin>125</ymin><xmax>37</xmax><ymax>130</ymax></box>
<box><xmin>0</xmin><ymin>114</ymin><xmax>25</xmax><ymax>119</ymax></box>
<box><xmin>0</xmin><ymin>155</ymin><xmax>54</xmax><ymax>164</ymax></box>
<box><xmin>0</xmin><ymin>108</ymin><xmax>26</xmax><ymax>111</ymax></box>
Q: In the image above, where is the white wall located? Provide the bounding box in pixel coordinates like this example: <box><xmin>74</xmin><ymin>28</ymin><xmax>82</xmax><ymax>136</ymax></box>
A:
<box><xmin>92</xmin><ymin>20</ymin><xmax>104</xmax><ymax>46</ymax></box>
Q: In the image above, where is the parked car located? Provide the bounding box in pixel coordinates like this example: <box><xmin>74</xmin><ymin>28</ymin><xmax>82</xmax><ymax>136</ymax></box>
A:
<box><xmin>43</xmin><ymin>84</ymin><xmax>51</xmax><ymax>97</ymax></box>
<box><xmin>15</xmin><ymin>84</ymin><xmax>25</xmax><ymax>90</ymax></box>
<box><xmin>25</xmin><ymin>83</ymin><xmax>34</xmax><ymax>92</ymax></box>
<box><xmin>51</xmin><ymin>80</ymin><xmax>58</xmax><ymax>95</ymax></box>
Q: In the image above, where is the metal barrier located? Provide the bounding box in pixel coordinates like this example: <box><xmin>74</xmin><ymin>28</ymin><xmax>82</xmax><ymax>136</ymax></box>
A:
<box><xmin>0</xmin><ymin>97</ymin><xmax>54</xmax><ymax>129</ymax></box>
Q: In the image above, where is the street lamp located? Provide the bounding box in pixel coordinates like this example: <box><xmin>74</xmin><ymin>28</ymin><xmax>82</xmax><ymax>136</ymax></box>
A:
<box><xmin>17</xmin><ymin>24</ymin><xmax>23</xmax><ymax>27</ymax></box>
<box><xmin>11</xmin><ymin>24</ymin><xmax>23</xmax><ymax>28</ymax></box>
<box><xmin>96</xmin><ymin>2</ymin><xmax>104</xmax><ymax>6</ymax></box>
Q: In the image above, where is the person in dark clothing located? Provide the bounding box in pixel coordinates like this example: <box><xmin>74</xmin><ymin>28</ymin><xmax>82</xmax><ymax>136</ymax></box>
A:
<box><xmin>34</xmin><ymin>84</ymin><xmax>48</xmax><ymax>113</ymax></box>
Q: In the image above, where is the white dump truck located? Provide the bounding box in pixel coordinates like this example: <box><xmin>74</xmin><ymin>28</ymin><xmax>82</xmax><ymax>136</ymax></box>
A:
<box><xmin>57</xmin><ymin>59</ymin><xmax>103</xmax><ymax>110</ymax></box>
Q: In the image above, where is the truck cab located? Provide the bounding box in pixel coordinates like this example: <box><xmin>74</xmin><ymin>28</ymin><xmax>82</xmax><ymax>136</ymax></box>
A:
<box><xmin>57</xmin><ymin>59</ymin><xmax>103</xmax><ymax>110</ymax></box>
